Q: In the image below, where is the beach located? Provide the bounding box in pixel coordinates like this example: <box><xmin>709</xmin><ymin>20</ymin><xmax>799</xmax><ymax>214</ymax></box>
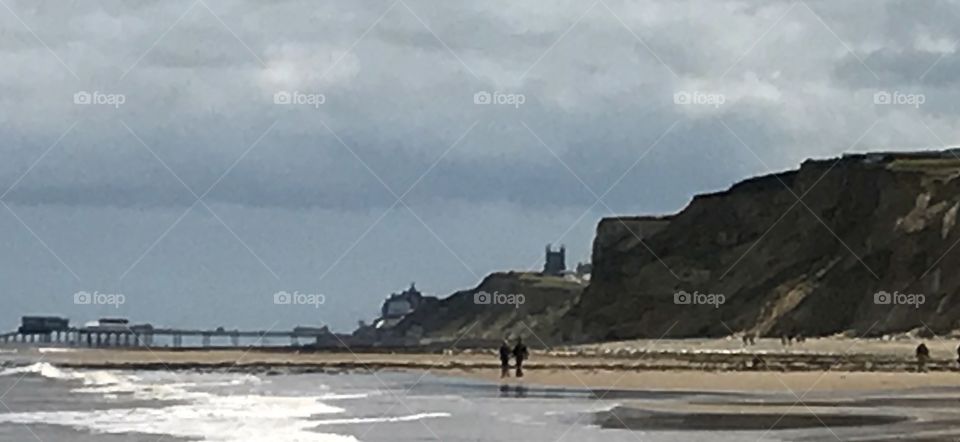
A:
<box><xmin>22</xmin><ymin>335</ymin><xmax>960</xmax><ymax>377</ymax></box>
<box><xmin>6</xmin><ymin>338</ymin><xmax>960</xmax><ymax>440</ymax></box>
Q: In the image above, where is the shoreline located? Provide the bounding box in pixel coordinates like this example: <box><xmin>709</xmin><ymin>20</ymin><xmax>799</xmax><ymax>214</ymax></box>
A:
<box><xmin>441</xmin><ymin>367</ymin><xmax>960</xmax><ymax>393</ymax></box>
<box><xmin>9</xmin><ymin>346</ymin><xmax>960</xmax><ymax>439</ymax></box>
<box><xmin>7</xmin><ymin>344</ymin><xmax>960</xmax><ymax>393</ymax></box>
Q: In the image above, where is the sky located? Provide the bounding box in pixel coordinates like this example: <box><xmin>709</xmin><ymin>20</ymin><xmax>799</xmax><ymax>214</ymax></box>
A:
<box><xmin>1</xmin><ymin>0</ymin><xmax>958</xmax><ymax>333</ymax></box>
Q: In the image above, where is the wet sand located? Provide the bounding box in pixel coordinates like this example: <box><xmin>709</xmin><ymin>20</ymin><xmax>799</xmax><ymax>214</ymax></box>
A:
<box><xmin>593</xmin><ymin>406</ymin><xmax>907</xmax><ymax>431</ymax></box>
<box><xmin>10</xmin><ymin>342</ymin><xmax>960</xmax><ymax>440</ymax></box>
<box><xmin>11</xmin><ymin>337</ymin><xmax>960</xmax><ymax>393</ymax></box>
<box><xmin>450</xmin><ymin>367</ymin><xmax>960</xmax><ymax>392</ymax></box>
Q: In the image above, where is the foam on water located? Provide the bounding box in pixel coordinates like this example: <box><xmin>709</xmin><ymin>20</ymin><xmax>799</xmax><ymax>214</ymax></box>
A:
<box><xmin>0</xmin><ymin>396</ymin><xmax>356</xmax><ymax>442</ymax></box>
<box><xmin>313</xmin><ymin>412</ymin><xmax>451</xmax><ymax>425</ymax></box>
<box><xmin>0</xmin><ymin>362</ymin><xmax>190</xmax><ymax>400</ymax></box>
<box><xmin>0</xmin><ymin>362</ymin><xmax>79</xmax><ymax>380</ymax></box>
<box><xmin>319</xmin><ymin>392</ymin><xmax>374</xmax><ymax>400</ymax></box>
<box><xmin>37</xmin><ymin>347</ymin><xmax>76</xmax><ymax>353</ymax></box>
<box><xmin>0</xmin><ymin>363</ymin><xmax>360</xmax><ymax>441</ymax></box>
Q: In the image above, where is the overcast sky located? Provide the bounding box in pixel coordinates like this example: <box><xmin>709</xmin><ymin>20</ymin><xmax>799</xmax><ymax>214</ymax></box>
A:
<box><xmin>1</xmin><ymin>0</ymin><xmax>957</xmax><ymax>333</ymax></box>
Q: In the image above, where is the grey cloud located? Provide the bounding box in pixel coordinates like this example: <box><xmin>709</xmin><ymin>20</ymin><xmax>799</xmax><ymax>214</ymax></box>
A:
<box><xmin>3</xmin><ymin>0</ymin><xmax>960</xmax><ymax>213</ymax></box>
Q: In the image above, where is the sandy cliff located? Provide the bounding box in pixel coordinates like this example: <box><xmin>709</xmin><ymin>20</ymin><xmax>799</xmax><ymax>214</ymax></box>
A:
<box><xmin>561</xmin><ymin>152</ymin><xmax>960</xmax><ymax>341</ymax></box>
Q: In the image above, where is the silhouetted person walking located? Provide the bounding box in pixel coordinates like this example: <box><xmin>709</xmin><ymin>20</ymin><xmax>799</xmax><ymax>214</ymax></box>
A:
<box><xmin>512</xmin><ymin>338</ymin><xmax>529</xmax><ymax>377</ymax></box>
<box><xmin>499</xmin><ymin>340</ymin><xmax>511</xmax><ymax>378</ymax></box>
<box><xmin>916</xmin><ymin>342</ymin><xmax>930</xmax><ymax>373</ymax></box>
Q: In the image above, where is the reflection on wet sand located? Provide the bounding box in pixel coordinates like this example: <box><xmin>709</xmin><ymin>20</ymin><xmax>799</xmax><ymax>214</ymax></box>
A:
<box><xmin>591</xmin><ymin>389</ymin><xmax>960</xmax><ymax>441</ymax></box>
<box><xmin>594</xmin><ymin>406</ymin><xmax>905</xmax><ymax>431</ymax></box>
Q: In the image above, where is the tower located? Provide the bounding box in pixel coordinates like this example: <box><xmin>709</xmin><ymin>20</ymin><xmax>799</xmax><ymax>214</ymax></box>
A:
<box><xmin>543</xmin><ymin>244</ymin><xmax>566</xmax><ymax>276</ymax></box>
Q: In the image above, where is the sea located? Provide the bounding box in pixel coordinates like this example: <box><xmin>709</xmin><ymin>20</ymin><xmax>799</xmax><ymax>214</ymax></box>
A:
<box><xmin>0</xmin><ymin>348</ymin><xmax>942</xmax><ymax>441</ymax></box>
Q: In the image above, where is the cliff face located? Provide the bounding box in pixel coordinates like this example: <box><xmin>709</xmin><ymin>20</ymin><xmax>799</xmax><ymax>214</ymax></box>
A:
<box><xmin>561</xmin><ymin>153</ymin><xmax>960</xmax><ymax>341</ymax></box>
<box><xmin>390</xmin><ymin>272</ymin><xmax>584</xmax><ymax>345</ymax></box>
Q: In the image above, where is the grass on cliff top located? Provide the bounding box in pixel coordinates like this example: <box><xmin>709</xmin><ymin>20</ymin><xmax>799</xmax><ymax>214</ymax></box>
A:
<box><xmin>887</xmin><ymin>158</ymin><xmax>960</xmax><ymax>174</ymax></box>
<box><xmin>516</xmin><ymin>272</ymin><xmax>586</xmax><ymax>288</ymax></box>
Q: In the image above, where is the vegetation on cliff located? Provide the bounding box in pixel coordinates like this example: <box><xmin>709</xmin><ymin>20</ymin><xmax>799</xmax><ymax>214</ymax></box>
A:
<box><xmin>390</xmin><ymin>272</ymin><xmax>584</xmax><ymax>345</ymax></box>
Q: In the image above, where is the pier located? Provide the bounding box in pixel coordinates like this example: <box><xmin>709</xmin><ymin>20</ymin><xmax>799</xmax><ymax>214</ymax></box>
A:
<box><xmin>1</xmin><ymin>316</ymin><xmax>339</xmax><ymax>349</ymax></box>
<box><xmin>0</xmin><ymin>327</ymin><xmax>339</xmax><ymax>348</ymax></box>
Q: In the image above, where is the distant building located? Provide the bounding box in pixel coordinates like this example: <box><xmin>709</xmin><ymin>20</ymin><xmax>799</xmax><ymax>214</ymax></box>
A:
<box><xmin>375</xmin><ymin>283</ymin><xmax>426</xmax><ymax>329</ymax></box>
<box><xmin>82</xmin><ymin>317</ymin><xmax>131</xmax><ymax>332</ymax></box>
<box><xmin>543</xmin><ymin>244</ymin><xmax>566</xmax><ymax>276</ymax></box>
<box><xmin>293</xmin><ymin>325</ymin><xmax>330</xmax><ymax>335</ymax></box>
<box><xmin>18</xmin><ymin>316</ymin><xmax>69</xmax><ymax>334</ymax></box>
<box><xmin>575</xmin><ymin>262</ymin><xmax>592</xmax><ymax>276</ymax></box>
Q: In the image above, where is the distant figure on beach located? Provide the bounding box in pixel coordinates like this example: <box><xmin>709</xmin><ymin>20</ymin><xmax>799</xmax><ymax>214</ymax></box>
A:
<box><xmin>499</xmin><ymin>340</ymin><xmax>511</xmax><ymax>378</ymax></box>
<box><xmin>513</xmin><ymin>338</ymin><xmax>529</xmax><ymax>377</ymax></box>
<box><xmin>751</xmin><ymin>355</ymin><xmax>765</xmax><ymax>370</ymax></box>
<box><xmin>916</xmin><ymin>343</ymin><xmax>930</xmax><ymax>373</ymax></box>
<box><xmin>956</xmin><ymin>344</ymin><xmax>960</xmax><ymax>367</ymax></box>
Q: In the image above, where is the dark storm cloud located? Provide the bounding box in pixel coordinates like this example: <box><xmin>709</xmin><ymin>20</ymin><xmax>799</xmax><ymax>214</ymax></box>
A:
<box><xmin>2</xmin><ymin>0</ymin><xmax>960</xmax><ymax>212</ymax></box>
